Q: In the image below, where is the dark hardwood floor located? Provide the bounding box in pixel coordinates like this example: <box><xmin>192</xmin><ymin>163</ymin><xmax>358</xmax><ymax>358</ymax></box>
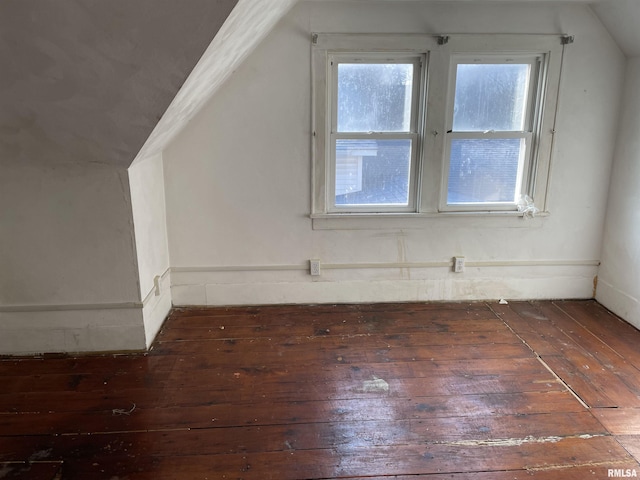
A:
<box><xmin>2</xmin><ymin>300</ymin><xmax>640</xmax><ymax>479</ymax></box>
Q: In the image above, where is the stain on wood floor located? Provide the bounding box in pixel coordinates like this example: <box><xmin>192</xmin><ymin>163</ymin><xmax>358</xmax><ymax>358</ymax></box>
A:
<box><xmin>1</xmin><ymin>300</ymin><xmax>640</xmax><ymax>479</ymax></box>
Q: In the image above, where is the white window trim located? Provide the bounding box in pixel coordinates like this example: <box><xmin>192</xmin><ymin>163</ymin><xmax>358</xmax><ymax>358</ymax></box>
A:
<box><xmin>311</xmin><ymin>33</ymin><xmax>566</xmax><ymax>226</ymax></box>
<box><xmin>312</xmin><ymin>34</ymin><xmax>437</xmax><ymax>215</ymax></box>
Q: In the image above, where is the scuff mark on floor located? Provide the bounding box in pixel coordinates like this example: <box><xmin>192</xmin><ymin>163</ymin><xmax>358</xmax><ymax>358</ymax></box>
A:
<box><xmin>359</xmin><ymin>376</ymin><xmax>389</xmax><ymax>394</ymax></box>
<box><xmin>526</xmin><ymin>460</ymin><xmax>629</xmax><ymax>472</ymax></box>
<box><xmin>429</xmin><ymin>433</ymin><xmax>606</xmax><ymax>447</ymax></box>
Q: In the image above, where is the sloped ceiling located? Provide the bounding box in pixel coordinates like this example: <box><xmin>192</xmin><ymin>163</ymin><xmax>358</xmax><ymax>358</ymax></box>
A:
<box><xmin>0</xmin><ymin>0</ymin><xmax>238</xmax><ymax>167</ymax></box>
<box><xmin>1</xmin><ymin>0</ymin><xmax>638</xmax><ymax>170</ymax></box>
<box><xmin>592</xmin><ymin>0</ymin><xmax>640</xmax><ymax>57</ymax></box>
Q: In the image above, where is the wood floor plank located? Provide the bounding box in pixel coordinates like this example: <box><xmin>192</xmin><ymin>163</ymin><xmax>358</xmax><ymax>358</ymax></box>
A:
<box><xmin>31</xmin><ymin>436</ymin><xmax>635</xmax><ymax>480</ymax></box>
<box><xmin>158</xmin><ymin>313</ymin><xmax>510</xmax><ymax>342</ymax></box>
<box><xmin>342</xmin><ymin>467</ymin><xmax>640</xmax><ymax>480</ymax></box>
<box><xmin>151</xmin><ymin>339</ymin><xmax>534</xmax><ymax>366</ymax></box>
<box><xmin>505</xmin><ymin>301</ymin><xmax>595</xmax><ymax>359</ymax></box>
<box><xmin>523</xmin><ymin>306</ymin><xmax>640</xmax><ymax>407</ymax></box>
<box><xmin>0</xmin><ymin>411</ymin><xmax>608</xmax><ymax>462</ymax></box>
<box><xmin>0</xmin><ymin>354</ymin><xmax>176</xmax><ymax>377</ymax></box>
<box><xmin>554</xmin><ymin>300</ymin><xmax>640</xmax><ymax>370</ymax></box>
<box><xmin>533</xmin><ymin>302</ymin><xmax>640</xmax><ymax>406</ymax></box>
<box><xmin>0</xmin><ymin>371</ymin><xmax>563</xmax><ymax>415</ymax></box>
<box><xmin>170</xmin><ymin>301</ymin><xmax>490</xmax><ymax>319</ymax></box>
<box><xmin>617</xmin><ymin>435</ymin><xmax>640</xmax><ymax>463</ymax></box>
<box><xmin>490</xmin><ymin>302</ymin><xmax>561</xmax><ymax>355</ymax></box>
<box><xmin>496</xmin><ymin>301</ymin><xmax>640</xmax><ymax>408</ymax></box>
<box><xmin>0</xmin><ymin>359</ymin><xmax>554</xmax><ymax>415</ymax></box>
<box><xmin>593</xmin><ymin>408</ymin><xmax>640</xmax><ymax>435</ymax></box>
<box><xmin>0</xmin><ymin>462</ymin><xmax>62</xmax><ymax>480</ymax></box>
<box><xmin>542</xmin><ymin>355</ymin><xmax>617</xmax><ymax>407</ymax></box>
<box><xmin>0</xmin><ymin>390</ymin><xmax>585</xmax><ymax>436</ymax></box>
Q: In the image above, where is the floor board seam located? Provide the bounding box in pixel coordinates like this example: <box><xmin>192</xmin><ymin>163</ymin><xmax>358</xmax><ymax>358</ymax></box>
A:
<box><xmin>487</xmin><ymin>302</ymin><xmax>592</xmax><ymax>409</ymax></box>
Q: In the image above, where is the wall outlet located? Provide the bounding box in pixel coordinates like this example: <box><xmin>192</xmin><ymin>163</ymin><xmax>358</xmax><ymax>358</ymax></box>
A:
<box><xmin>453</xmin><ymin>256</ymin><xmax>465</xmax><ymax>273</ymax></box>
<box><xmin>310</xmin><ymin>259</ymin><xmax>321</xmax><ymax>276</ymax></box>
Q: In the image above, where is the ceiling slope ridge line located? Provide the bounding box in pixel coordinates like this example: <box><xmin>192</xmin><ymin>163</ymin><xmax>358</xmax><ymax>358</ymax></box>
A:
<box><xmin>130</xmin><ymin>0</ymin><xmax>299</xmax><ymax>168</ymax></box>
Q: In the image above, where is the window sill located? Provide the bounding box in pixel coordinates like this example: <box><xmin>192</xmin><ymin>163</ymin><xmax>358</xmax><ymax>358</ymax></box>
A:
<box><xmin>310</xmin><ymin>210</ymin><xmax>549</xmax><ymax>230</ymax></box>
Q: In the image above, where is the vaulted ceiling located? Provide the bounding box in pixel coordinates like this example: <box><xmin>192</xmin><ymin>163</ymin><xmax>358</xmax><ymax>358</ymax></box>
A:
<box><xmin>1</xmin><ymin>0</ymin><xmax>638</xmax><ymax>170</ymax></box>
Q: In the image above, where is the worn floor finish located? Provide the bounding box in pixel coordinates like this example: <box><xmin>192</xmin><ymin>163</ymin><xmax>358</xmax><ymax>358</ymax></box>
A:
<box><xmin>1</xmin><ymin>300</ymin><xmax>640</xmax><ymax>479</ymax></box>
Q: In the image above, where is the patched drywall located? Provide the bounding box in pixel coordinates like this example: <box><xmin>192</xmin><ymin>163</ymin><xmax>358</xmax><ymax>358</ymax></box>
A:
<box><xmin>164</xmin><ymin>1</ymin><xmax>624</xmax><ymax>306</ymax></box>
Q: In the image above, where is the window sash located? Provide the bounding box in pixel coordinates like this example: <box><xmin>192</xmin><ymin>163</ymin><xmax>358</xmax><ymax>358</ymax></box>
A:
<box><xmin>439</xmin><ymin>54</ymin><xmax>543</xmax><ymax>211</ymax></box>
<box><xmin>328</xmin><ymin>132</ymin><xmax>419</xmax><ymax>213</ymax></box>
<box><xmin>441</xmin><ymin>131</ymin><xmax>533</xmax><ymax>211</ymax></box>
<box><xmin>327</xmin><ymin>54</ymin><xmax>424</xmax><ymax>213</ymax></box>
<box><xmin>447</xmin><ymin>55</ymin><xmax>542</xmax><ymax>133</ymax></box>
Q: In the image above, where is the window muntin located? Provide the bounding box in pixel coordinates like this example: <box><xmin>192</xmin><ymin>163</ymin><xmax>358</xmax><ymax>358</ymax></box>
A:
<box><xmin>328</xmin><ymin>55</ymin><xmax>423</xmax><ymax>212</ymax></box>
<box><xmin>443</xmin><ymin>55</ymin><xmax>542</xmax><ymax>209</ymax></box>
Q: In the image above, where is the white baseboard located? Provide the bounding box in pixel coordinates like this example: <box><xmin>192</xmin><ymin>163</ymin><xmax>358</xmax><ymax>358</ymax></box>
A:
<box><xmin>0</xmin><ymin>307</ymin><xmax>146</xmax><ymax>356</ymax></box>
<box><xmin>596</xmin><ymin>279</ymin><xmax>640</xmax><ymax>330</ymax></box>
<box><xmin>171</xmin><ymin>262</ymin><xmax>598</xmax><ymax>306</ymax></box>
<box><xmin>0</xmin><ymin>269</ymin><xmax>173</xmax><ymax>355</ymax></box>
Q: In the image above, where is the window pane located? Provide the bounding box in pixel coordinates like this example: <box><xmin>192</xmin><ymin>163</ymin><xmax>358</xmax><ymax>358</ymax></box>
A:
<box><xmin>337</xmin><ymin>63</ymin><xmax>413</xmax><ymax>133</ymax></box>
<box><xmin>447</xmin><ymin>138</ymin><xmax>524</xmax><ymax>204</ymax></box>
<box><xmin>335</xmin><ymin>139</ymin><xmax>411</xmax><ymax>206</ymax></box>
<box><xmin>453</xmin><ymin>63</ymin><xmax>530</xmax><ymax>132</ymax></box>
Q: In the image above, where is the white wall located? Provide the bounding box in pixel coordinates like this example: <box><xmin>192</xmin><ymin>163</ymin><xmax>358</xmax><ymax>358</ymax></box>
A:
<box><xmin>597</xmin><ymin>57</ymin><xmax>640</xmax><ymax>328</ymax></box>
<box><xmin>129</xmin><ymin>153</ymin><xmax>172</xmax><ymax>347</ymax></box>
<box><xmin>0</xmin><ymin>161</ymin><xmax>146</xmax><ymax>354</ymax></box>
<box><xmin>164</xmin><ymin>1</ymin><xmax>624</xmax><ymax>306</ymax></box>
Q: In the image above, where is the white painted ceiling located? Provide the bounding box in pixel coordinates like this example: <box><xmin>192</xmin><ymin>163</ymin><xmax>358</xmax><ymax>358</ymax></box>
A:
<box><xmin>592</xmin><ymin>0</ymin><xmax>640</xmax><ymax>57</ymax></box>
<box><xmin>0</xmin><ymin>0</ymin><xmax>238</xmax><ymax>167</ymax></box>
<box><xmin>0</xmin><ymin>0</ymin><xmax>638</xmax><ymax>169</ymax></box>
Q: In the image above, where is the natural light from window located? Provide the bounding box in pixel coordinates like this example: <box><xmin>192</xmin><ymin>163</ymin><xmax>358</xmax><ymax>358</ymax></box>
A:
<box><xmin>445</xmin><ymin>60</ymin><xmax>535</xmax><ymax>207</ymax></box>
<box><xmin>331</xmin><ymin>59</ymin><xmax>420</xmax><ymax>211</ymax></box>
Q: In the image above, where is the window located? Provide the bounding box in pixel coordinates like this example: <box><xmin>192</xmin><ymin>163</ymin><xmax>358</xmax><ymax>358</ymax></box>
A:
<box><xmin>330</xmin><ymin>55</ymin><xmax>423</xmax><ymax>212</ymax></box>
<box><xmin>443</xmin><ymin>56</ymin><xmax>541</xmax><ymax>210</ymax></box>
<box><xmin>312</xmin><ymin>34</ymin><xmax>564</xmax><ymax>221</ymax></box>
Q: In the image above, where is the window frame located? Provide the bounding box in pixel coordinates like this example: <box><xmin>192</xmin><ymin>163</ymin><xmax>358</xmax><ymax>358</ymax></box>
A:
<box><xmin>328</xmin><ymin>53</ymin><xmax>425</xmax><ymax>213</ymax></box>
<box><xmin>311</xmin><ymin>33</ymin><xmax>565</xmax><ymax>221</ymax></box>
<box><xmin>312</xmin><ymin>34</ymin><xmax>436</xmax><ymax>216</ymax></box>
<box><xmin>440</xmin><ymin>54</ymin><xmax>544</xmax><ymax>212</ymax></box>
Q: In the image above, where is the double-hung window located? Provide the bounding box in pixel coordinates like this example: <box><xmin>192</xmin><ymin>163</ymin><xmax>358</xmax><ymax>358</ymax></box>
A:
<box><xmin>443</xmin><ymin>55</ymin><xmax>542</xmax><ymax>210</ymax></box>
<box><xmin>329</xmin><ymin>54</ymin><xmax>423</xmax><ymax>212</ymax></box>
<box><xmin>312</xmin><ymin>34</ymin><xmax>565</xmax><ymax>222</ymax></box>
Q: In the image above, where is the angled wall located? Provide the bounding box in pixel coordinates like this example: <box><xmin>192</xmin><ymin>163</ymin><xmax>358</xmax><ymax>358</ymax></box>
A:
<box><xmin>0</xmin><ymin>161</ymin><xmax>145</xmax><ymax>354</ymax></box>
<box><xmin>597</xmin><ymin>57</ymin><xmax>640</xmax><ymax>328</ymax></box>
<box><xmin>164</xmin><ymin>1</ymin><xmax>624</xmax><ymax>306</ymax></box>
<box><xmin>0</xmin><ymin>0</ymin><xmax>243</xmax><ymax>355</ymax></box>
<box><xmin>129</xmin><ymin>153</ymin><xmax>172</xmax><ymax>347</ymax></box>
